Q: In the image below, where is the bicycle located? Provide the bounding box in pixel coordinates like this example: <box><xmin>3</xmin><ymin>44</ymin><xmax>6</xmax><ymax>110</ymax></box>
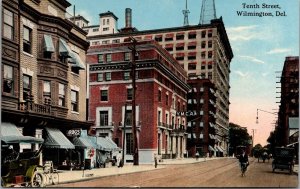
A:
<box><xmin>240</xmin><ymin>162</ymin><xmax>248</xmax><ymax>177</ymax></box>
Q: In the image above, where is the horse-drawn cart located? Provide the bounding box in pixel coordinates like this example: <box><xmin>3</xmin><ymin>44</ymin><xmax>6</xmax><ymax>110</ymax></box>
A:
<box><xmin>272</xmin><ymin>147</ymin><xmax>295</xmax><ymax>174</ymax></box>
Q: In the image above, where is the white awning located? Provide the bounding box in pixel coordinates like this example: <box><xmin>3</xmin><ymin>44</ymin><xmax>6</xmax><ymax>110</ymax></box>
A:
<box><xmin>43</xmin><ymin>34</ymin><xmax>55</xmax><ymax>52</ymax></box>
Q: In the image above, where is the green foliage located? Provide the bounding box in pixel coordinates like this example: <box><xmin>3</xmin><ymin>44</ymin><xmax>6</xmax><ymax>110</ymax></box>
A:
<box><xmin>228</xmin><ymin>123</ymin><xmax>252</xmax><ymax>155</ymax></box>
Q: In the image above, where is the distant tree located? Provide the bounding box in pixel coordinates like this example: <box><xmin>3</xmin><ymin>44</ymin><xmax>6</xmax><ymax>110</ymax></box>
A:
<box><xmin>228</xmin><ymin>123</ymin><xmax>252</xmax><ymax>156</ymax></box>
<box><xmin>252</xmin><ymin>144</ymin><xmax>263</xmax><ymax>158</ymax></box>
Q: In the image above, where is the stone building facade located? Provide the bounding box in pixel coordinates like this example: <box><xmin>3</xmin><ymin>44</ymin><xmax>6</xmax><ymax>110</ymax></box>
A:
<box><xmin>2</xmin><ymin>0</ymin><xmax>92</xmax><ymax>167</ymax></box>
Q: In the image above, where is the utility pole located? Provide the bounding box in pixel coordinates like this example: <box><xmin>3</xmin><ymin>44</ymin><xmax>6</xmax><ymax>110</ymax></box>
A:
<box><xmin>129</xmin><ymin>36</ymin><xmax>139</xmax><ymax>165</ymax></box>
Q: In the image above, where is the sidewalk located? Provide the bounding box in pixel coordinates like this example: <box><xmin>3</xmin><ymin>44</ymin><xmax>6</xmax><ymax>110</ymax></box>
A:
<box><xmin>47</xmin><ymin>157</ymin><xmax>223</xmax><ymax>186</ymax></box>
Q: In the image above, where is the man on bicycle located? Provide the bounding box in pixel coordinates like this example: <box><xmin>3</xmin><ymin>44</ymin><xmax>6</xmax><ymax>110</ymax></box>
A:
<box><xmin>239</xmin><ymin>149</ymin><xmax>249</xmax><ymax>176</ymax></box>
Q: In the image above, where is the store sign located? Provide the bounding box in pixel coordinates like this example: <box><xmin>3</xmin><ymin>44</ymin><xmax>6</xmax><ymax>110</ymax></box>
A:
<box><xmin>66</xmin><ymin>129</ymin><xmax>81</xmax><ymax>137</ymax></box>
<box><xmin>176</xmin><ymin>111</ymin><xmax>197</xmax><ymax>116</ymax></box>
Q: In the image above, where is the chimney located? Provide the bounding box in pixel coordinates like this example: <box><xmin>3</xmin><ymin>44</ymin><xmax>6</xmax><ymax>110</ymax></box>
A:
<box><xmin>125</xmin><ymin>8</ymin><xmax>132</xmax><ymax>28</ymax></box>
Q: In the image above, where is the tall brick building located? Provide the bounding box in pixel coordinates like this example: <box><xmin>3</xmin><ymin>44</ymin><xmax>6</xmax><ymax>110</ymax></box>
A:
<box><xmin>2</xmin><ymin>0</ymin><xmax>92</xmax><ymax>167</ymax></box>
<box><xmin>277</xmin><ymin>56</ymin><xmax>299</xmax><ymax>147</ymax></box>
<box><xmin>77</xmin><ymin>8</ymin><xmax>233</xmax><ymax>157</ymax></box>
<box><xmin>87</xmin><ymin>40</ymin><xmax>190</xmax><ymax>163</ymax></box>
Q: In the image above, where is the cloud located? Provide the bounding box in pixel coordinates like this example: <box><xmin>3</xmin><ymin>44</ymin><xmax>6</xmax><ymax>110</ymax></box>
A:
<box><xmin>227</xmin><ymin>25</ymin><xmax>262</xmax><ymax>41</ymax></box>
<box><xmin>234</xmin><ymin>70</ymin><xmax>249</xmax><ymax>78</ymax></box>
<box><xmin>262</xmin><ymin>72</ymin><xmax>269</xmax><ymax>77</ymax></box>
<box><xmin>266</xmin><ymin>48</ymin><xmax>292</xmax><ymax>54</ymax></box>
<box><xmin>239</xmin><ymin>55</ymin><xmax>265</xmax><ymax>64</ymax></box>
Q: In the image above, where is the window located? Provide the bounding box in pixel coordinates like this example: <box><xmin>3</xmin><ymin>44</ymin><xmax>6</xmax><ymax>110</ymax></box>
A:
<box><xmin>165</xmin><ymin>46</ymin><xmax>173</xmax><ymax>51</ymax></box>
<box><xmin>126</xmin><ymin>133</ymin><xmax>133</xmax><ymax>154</ymax></box>
<box><xmin>188</xmin><ymin>33</ymin><xmax>196</xmax><ymax>39</ymax></box>
<box><xmin>188</xmin><ymin>45</ymin><xmax>196</xmax><ymax>50</ymax></box>
<box><xmin>165</xmin><ymin>37</ymin><xmax>173</xmax><ymax>41</ymax></box>
<box><xmin>201</xmin><ymin>31</ymin><xmax>206</xmax><ymax>38</ymax></box>
<box><xmin>105</xmin><ymin>72</ymin><xmax>111</xmax><ymax>81</ymax></box>
<box><xmin>112</xmin><ymin>39</ymin><xmax>120</xmax><ymax>43</ymax></box>
<box><xmin>124</xmin><ymin>52</ymin><xmax>131</xmax><ymax>61</ymax></box>
<box><xmin>208</xmin><ymin>64</ymin><xmax>213</xmax><ymax>69</ymax></box>
<box><xmin>176</xmin><ymin>34</ymin><xmax>184</xmax><ymax>40</ymax></box>
<box><xmin>208</xmin><ymin>51</ymin><xmax>213</xmax><ymax>59</ymax></box>
<box><xmin>208</xmin><ymin>72</ymin><xmax>212</xmax><ymax>79</ymax></box>
<box><xmin>176</xmin><ymin>46</ymin><xmax>184</xmax><ymax>51</ymax></box>
<box><xmin>99</xmin><ymin>111</ymin><xmax>109</xmax><ymax>126</ymax></box>
<box><xmin>125</xmin><ymin>110</ymin><xmax>132</xmax><ymax>125</ymax></box>
<box><xmin>188</xmin><ymin>64</ymin><xmax>196</xmax><ymax>70</ymax></box>
<box><xmin>23</xmin><ymin>75</ymin><xmax>31</xmax><ymax>101</ymax></box>
<box><xmin>103</xmin><ymin>19</ymin><xmax>105</xmax><ymax>25</ymax></box>
<box><xmin>103</xmin><ymin>27</ymin><xmax>109</xmax><ymax>31</ymax></box>
<box><xmin>158</xmin><ymin>90</ymin><xmax>161</xmax><ymax>102</ymax></box>
<box><xmin>201</xmin><ymin>65</ymin><xmax>206</xmax><ymax>70</ymax></box>
<box><xmin>124</xmin><ymin>72</ymin><xmax>130</xmax><ymax>80</ymax></box>
<box><xmin>106</xmin><ymin>54</ymin><xmax>112</xmax><ymax>62</ymax></box>
<box><xmin>23</xmin><ymin>26</ymin><xmax>32</xmax><ymax>54</ymax></box>
<box><xmin>3</xmin><ymin>65</ymin><xmax>13</xmax><ymax>94</ymax></box>
<box><xmin>201</xmin><ymin>52</ymin><xmax>206</xmax><ymax>59</ymax></box>
<box><xmin>188</xmin><ymin>55</ymin><xmax>196</xmax><ymax>60</ymax></box>
<box><xmin>127</xmin><ymin>88</ymin><xmax>133</xmax><ymax>100</ymax></box>
<box><xmin>201</xmin><ymin>41</ymin><xmax>206</xmax><ymax>48</ymax></box>
<box><xmin>92</xmin><ymin>28</ymin><xmax>99</xmax><ymax>32</ymax></box>
<box><xmin>208</xmin><ymin>41</ymin><xmax>212</xmax><ymax>48</ymax></box>
<box><xmin>97</xmin><ymin>73</ymin><xmax>103</xmax><ymax>81</ymax></box>
<box><xmin>58</xmin><ymin>83</ymin><xmax>65</xmax><ymax>106</ymax></box>
<box><xmin>208</xmin><ymin>31</ymin><xmax>213</xmax><ymax>37</ymax></box>
<box><xmin>176</xmin><ymin>56</ymin><xmax>184</xmax><ymax>61</ymax></box>
<box><xmin>3</xmin><ymin>9</ymin><xmax>14</xmax><ymax>40</ymax></box>
<box><xmin>166</xmin><ymin>94</ymin><xmax>169</xmax><ymax>106</ymax></box>
<box><xmin>43</xmin><ymin>81</ymin><xmax>51</xmax><ymax>103</ymax></box>
<box><xmin>102</xmin><ymin>40</ymin><xmax>109</xmax><ymax>44</ymax></box>
<box><xmin>154</xmin><ymin>36</ymin><xmax>162</xmax><ymax>42</ymax></box>
<box><xmin>100</xmin><ymin>90</ymin><xmax>108</xmax><ymax>101</ymax></box>
<box><xmin>98</xmin><ymin>54</ymin><xmax>104</xmax><ymax>63</ymax></box>
<box><xmin>71</xmin><ymin>90</ymin><xmax>78</xmax><ymax>111</ymax></box>
<box><xmin>106</xmin><ymin>19</ymin><xmax>109</xmax><ymax>25</ymax></box>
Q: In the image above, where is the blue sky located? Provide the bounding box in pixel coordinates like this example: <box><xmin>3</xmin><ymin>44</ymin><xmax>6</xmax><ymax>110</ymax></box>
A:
<box><xmin>67</xmin><ymin>0</ymin><xmax>299</xmax><ymax>146</ymax></box>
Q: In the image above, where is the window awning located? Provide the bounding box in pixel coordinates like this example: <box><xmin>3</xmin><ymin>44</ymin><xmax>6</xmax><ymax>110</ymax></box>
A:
<box><xmin>59</xmin><ymin>38</ymin><xmax>72</xmax><ymax>57</ymax></box>
<box><xmin>176</xmin><ymin>53</ymin><xmax>184</xmax><ymax>57</ymax></box>
<box><xmin>188</xmin><ymin>42</ymin><xmax>197</xmax><ymax>46</ymax></box>
<box><xmin>43</xmin><ymin>34</ymin><xmax>55</xmax><ymax>52</ymax></box>
<box><xmin>188</xmin><ymin>31</ymin><xmax>197</xmax><ymax>35</ymax></box>
<box><xmin>144</xmin><ymin>35</ymin><xmax>152</xmax><ymax>39</ymax></box>
<box><xmin>176</xmin><ymin>43</ymin><xmax>185</xmax><ymax>47</ymax></box>
<box><xmin>1</xmin><ymin>122</ymin><xmax>44</xmax><ymax>144</ymax></box>
<box><xmin>165</xmin><ymin>44</ymin><xmax>173</xmax><ymax>48</ymax></box>
<box><xmin>209</xmin><ymin>145</ymin><xmax>215</xmax><ymax>152</ymax></box>
<box><xmin>69</xmin><ymin>52</ymin><xmax>86</xmax><ymax>70</ymax></box>
<box><xmin>73</xmin><ymin>137</ymin><xmax>96</xmax><ymax>149</ymax></box>
<box><xmin>176</xmin><ymin>32</ymin><xmax>185</xmax><ymax>36</ymax></box>
<box><xmin>188</xmin><ymin>52</ymin><xmax>197</xmax><ymax>56</ymax></box>
<box><xmin>91</xmin><ymin>137</ymin><xmax>119</xmax><ymax>151</ymax></box>
<box><xmin>165</xmin><ymin>33</ymin><xmax>174</xmax><ymax>38</ymax></box>
<box><xmin>44</xmin><ymin>127</ymin><xmax>75</xmax><ymax>149</ymax></box>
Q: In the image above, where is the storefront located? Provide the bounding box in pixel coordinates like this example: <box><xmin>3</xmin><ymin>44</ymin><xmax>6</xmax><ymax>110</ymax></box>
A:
<box><xmin>43</xmin><ymin>127</ymin><xmax>75</xmax><ymax>169</ymax></box>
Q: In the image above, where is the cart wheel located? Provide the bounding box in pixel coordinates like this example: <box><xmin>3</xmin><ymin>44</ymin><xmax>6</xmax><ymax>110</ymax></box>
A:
<box><xmin>31</xmin><ymin>171</ymin><xmax>44</xmax><ymax>187</ymax></box>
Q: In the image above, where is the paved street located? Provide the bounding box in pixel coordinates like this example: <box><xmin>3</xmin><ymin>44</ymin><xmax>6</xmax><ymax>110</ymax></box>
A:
<box><xmin>54</xmin><ymin>157</ymin><xmax>298</xmax><ymax>188</ymax></box>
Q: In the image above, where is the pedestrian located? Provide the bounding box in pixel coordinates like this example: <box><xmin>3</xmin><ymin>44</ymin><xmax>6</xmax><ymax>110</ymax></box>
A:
<box><xmin>238</xmin><ymin>149</ymin><xmax>249</xmax><ymax>176</ymax></box>
<box><xmin>154</xmin><ymin>154</ymin><xmax>158</xmax><ymax>168</ymax></box>
<box><xmin>195</xmin><ymin>151</ymin><xmax>199</xmax><ymax>161</ymax></box>
<box><xmin>116</xmin><ymin>151</ymin><xmax>122</xmax><ymax>168</ymax></box>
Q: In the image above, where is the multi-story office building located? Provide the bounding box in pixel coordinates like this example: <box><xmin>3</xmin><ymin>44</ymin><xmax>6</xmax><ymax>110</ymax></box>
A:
<box><xmin>2</xmin><ymin>0</ymin><xmax>92</xmax><ymax>167</ymax></box>
<box><xmin>76</xmin><ymin>8</ymin><xmax>233</xmax><ymax>157</ymax></box>
<box><xmin>87</xmin><ymin>40</ymin><xmax>190</xmax><ymax>163</ymax></box>
<box><xmin>277</xmin><ymin>56</ymin><xmax>299</xmax><ymax>147</ymax></box>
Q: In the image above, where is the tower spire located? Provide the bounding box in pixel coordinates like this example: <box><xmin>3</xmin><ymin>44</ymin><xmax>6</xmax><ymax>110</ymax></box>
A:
<box><xmin>182</xmin><ymin>0</ymin><xmax>190</xmax><ymax>26</ymax></box>
<box><xmin>199</xmin><ymin>0</ymin><xmax>216</xmax><ymax>25</ymax></box>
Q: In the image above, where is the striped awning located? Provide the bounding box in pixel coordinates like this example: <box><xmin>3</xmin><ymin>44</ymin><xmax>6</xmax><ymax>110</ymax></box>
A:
<box><xmin>91</xmin><ymin>137</ymin><xmax>119</xmax><ymax>151</ymax></box>
<box><xmin>44</xmin><ymin>127</ymin><xmax>75</xmax><ymax>149</ymax></box>
<box><xmin>176</xmin><ymin>32</ymin><xmax>185</xmax><ymax>35</ymax></box>
<box><xmin>176</xmin><ymin>53</ymin><xmax>184</xmax><ymax>57</ymax></box>
<box><xmin>188</xmin><ymin>31</ymin><xmax>197</xmax><ymax>35</ymax></box>
<box><xmin>188</xmin><ymin>52</ymin><xmax>197</xmax><ymax>56</ymax></box>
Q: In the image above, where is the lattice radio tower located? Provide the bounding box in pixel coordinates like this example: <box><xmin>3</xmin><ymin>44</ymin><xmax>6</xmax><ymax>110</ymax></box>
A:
<box><xmin>199</xmin><ymin>0</ymin><xmax>216</xmax><ymax>25</ymax></box>
<box><xmin>182</xmin><ymin>0</ymin><xmax>190</xmax><ymax>26</ymax></box>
